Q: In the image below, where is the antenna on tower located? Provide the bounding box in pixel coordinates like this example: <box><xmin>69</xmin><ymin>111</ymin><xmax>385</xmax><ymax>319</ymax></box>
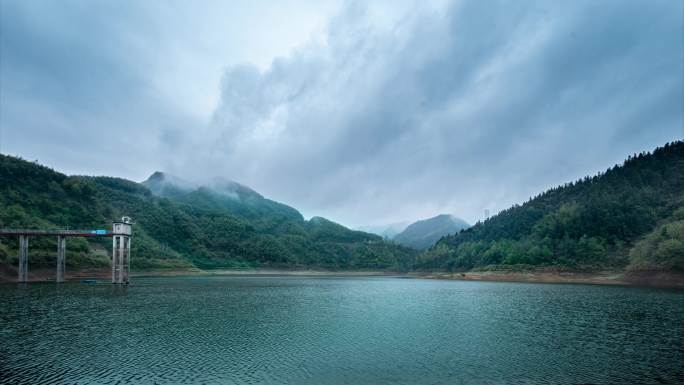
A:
<box><xmin>484</xmin><ymin>209</ymin><xmax>490</xmax><ymax>220</ymax></box>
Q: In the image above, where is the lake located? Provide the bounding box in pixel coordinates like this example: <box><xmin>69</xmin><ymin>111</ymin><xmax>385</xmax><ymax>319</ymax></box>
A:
<box><xmin>1</xmin><ymin>276</ymin><xmax>683</xmax><ymax>384</ymax></box>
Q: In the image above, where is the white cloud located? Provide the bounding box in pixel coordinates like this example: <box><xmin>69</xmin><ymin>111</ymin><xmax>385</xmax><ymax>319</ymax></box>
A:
<box><xmin>2</xmin><ymin>0</ymin><xmax>682</xmax><ymax>227</ymax></box>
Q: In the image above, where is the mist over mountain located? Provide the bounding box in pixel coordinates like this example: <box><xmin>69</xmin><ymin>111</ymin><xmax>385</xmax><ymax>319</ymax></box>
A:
<box><xmin>0</xmin><ymin>158</ymin><xmax>415</xmax><ymax>271</ymax></box>
<box><xmin>142</xmin><ymin>172</ymin><xmax>195</xmax><ymax>198</ymax></box>
<box><xmin>1</xmin><ymin>141</ymin><xmax>682</xmax><ymax>277</ymax></box>
<box><xmin>356</xmin><ymin>222</ymin><xmax>409</xmax><ymax>240</ymax></box>
<box><xmin>1</xmin><ymin>1</ymin><xmax>683</xmax><ymax>381</ymax></box>
<box><xmin>143</xmin><ymin>172</ymin><xmax>261</xmax><ymax>200</ymax></box>
<box><xmin>142</xmin><ymin>171</ymin><xmax>303</xmax><ymax>222</ymax></box>
<box><xmin>393</xmin><ymin>215</ymin><xmax>470</xmax><ymax>250</ymax></box>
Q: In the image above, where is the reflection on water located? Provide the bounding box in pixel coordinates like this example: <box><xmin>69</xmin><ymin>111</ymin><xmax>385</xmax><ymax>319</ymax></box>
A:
<box><xmin>1</xmin><ymin>277</ymin><xmax>683</xmax><ymax>384</ymax></box>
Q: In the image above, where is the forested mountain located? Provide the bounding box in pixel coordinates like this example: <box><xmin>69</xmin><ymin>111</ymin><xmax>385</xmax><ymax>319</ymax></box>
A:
<box><xmin>142</xmin><ymin>171</ymin><xmax>195</xmax><ymax>198</ymax></box>
<box><xmin>0</xmin><ymin>156</ymin><xmax>415</xmax><ymax>271</ymax></box>
<box><xmin>2</xmin><ymin>141</ymin><xmax>681</xmax><ymax>276</ymax></box>
<box><xmin>416</xmin><ymin>141</ymin><xmax>684</xmax><ymax>272</ymax></box>
<box><xmin>143</xmin><ymin>172</ymin><xmax>304</xmax><ymax>223</ymax></box>
<box><xmin>393</xmin><ymin>214</ymin><xmax>470</xmax><ymax>250</ymax></box>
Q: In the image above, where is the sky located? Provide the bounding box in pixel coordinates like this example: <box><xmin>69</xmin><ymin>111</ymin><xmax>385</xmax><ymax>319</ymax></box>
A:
<box><xmin>1</xmin><ymin>0</ymin><xmax>682</xmax><ymax>228</ymax></box>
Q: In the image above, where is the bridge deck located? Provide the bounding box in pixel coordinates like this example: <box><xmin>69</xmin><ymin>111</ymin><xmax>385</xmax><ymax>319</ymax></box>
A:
<box><xmin>0</xmin><ymin>229</ymin><xmax>113</xmax><ymax>237</ymax></box>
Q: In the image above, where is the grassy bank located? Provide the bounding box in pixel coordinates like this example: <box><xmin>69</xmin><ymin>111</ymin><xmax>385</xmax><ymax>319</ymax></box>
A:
<box><xmin>0</xmin><ymin>263</ymin><xmax>399</xmax><ymax>283</ymax></box>
<box><xmin>2</xmin><ymin>262</ymin><xmax>682</xmax><ymax>289</ymax></box>
<box><xmin>412</xmin><ymin>268</ymin><xmax>684</xmax><ymax>289</ymax></box>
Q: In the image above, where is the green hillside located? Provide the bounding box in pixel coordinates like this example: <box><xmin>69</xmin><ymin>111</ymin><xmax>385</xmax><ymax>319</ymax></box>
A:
<box><xmin>416</xmin><ymin>141</ymin><xmax>684</xmax><ymax>272</ymax></box>
<box><xmin>0</xmin><ymin>155</ymin><xmax>415</xmax><ymax>271</ymax></box>
<box><xmin>2</xmin><ymin>141</ymin><xmax>681</xmax><ymax>276</ymax></box>
<box><xmin>142</xmin><ymin>172</ymin><xmax>304</xmax><ymax>223</ymax></box>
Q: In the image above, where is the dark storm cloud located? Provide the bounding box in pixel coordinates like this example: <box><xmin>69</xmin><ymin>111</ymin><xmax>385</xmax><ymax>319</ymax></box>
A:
<box><xmin>194</xmin><ymin>0</ymin><xmax>683</xmax><ymax>225</ymax></box>
<box><xmin>1</xmin><ymin>0</ymin><xmax>682</xmax><ymax>226</ymax></box>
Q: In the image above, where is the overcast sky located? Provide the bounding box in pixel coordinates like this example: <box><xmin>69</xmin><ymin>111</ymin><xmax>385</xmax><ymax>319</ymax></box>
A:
<box><xmin>1</xmin><ymin>0</ymin><xmax>682</xmax><ymax>228</ymax></box>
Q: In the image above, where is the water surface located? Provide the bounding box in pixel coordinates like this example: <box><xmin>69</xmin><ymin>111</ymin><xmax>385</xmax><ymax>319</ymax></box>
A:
<box><xmin>1</xmin><ymin>276</ymin><xmax>683</xmax><ymax>384</ymax></box>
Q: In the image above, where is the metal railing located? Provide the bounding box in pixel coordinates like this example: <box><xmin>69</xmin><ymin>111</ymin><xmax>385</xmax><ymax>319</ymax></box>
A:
<box><xmin>0</xmin><ymin>229</ymin><xmax>111</xmax><ymax>237</ymax></box>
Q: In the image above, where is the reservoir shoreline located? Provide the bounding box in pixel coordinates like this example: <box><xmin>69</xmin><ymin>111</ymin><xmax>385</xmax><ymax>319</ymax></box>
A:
<box><xmin>1</xmin><ymin>264</ymin><xmax>682</xmax><ymax>289</ymax></box>
<box><xmin>411</xmin><ymin>270</ymin><xmax>684</xmax><ymax>289</ymax></box>
<box><xmin>0</xmin><ymin>265</ymin><xmax>397</xmax><ymax>283</ymax></box>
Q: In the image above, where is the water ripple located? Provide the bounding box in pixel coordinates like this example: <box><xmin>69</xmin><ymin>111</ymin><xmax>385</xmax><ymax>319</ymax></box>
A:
<box><xmin>1</xmin><ymin>277</ymin><xmax>683</xmax><ymax>384</ymax></box>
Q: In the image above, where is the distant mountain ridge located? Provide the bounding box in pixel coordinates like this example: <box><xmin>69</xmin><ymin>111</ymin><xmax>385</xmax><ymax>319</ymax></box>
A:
<box><xmin>0</xmin><ymin>159</ymin><xmax>415</xmax><ymax>271</ymax></box>
<box><xmin>142</xmin><ymin>172</ymin><xmax>303</xmax><ymax>222</ymax></box>
<box><xmin>2</xmin><ymin>141</ymin><xmax>681</xmax><ymax>277</ymax></box>
<box><xmin>142</xmin><ymin>171</ymin><xmax>196</xmax><ymax>197</ymax></box>
<box><xmin>356</xmin><ymin>222</ymin><xmax>409</xmax><ymax>239</ymax></box>
<box><xmin>393</xmin><ymin>214</ymin><xmax>470</xmax><ymax>250</ymax></box>
<box><xmin>144</xmin><ymin>172</ymin><xmax>264</xmax><ymax>201</ymax></box>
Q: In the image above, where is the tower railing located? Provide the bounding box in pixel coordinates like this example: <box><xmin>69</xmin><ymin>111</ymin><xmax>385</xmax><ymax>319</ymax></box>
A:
<box><xmin>0</xmin><ymin>218</ymin><xmax>132</xmax><ymax>284</ymax></box>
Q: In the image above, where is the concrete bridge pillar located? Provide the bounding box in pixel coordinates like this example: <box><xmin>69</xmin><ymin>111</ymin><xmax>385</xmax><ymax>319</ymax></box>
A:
<box><xmin>111</xmin><ymin>236</ymin><xmax>116</xmax><ymax>283</ymax></box>
<box><xmin>112</xmin><ymin>236</ymin><xmax>120</xmax><ymax>284</ymax></box>
<box><xmin>18</xmin><ymin>235</ymin><xmax>28</xmax><ymax>283</ymax></box>
<box><xmin>56</xmin><ymin>236</ymin><xmax>66</xmax><ymax>283</ymax></box>
<box><xmin>111</xmin><ymin>219</ymin><xmax>132</xmax><ymax>284</ymax></box>
<box><xmin>124</xmin><ymin>236</ymin><xmax>131</xmax><ymax>283</ymax></box>
<box><xmin>112</xmin><ymin>234</ymin><xmax>131</xmax><ymax>283</ymax></box>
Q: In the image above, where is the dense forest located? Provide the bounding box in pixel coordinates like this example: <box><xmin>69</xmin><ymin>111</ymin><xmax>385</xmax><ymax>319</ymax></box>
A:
<box><xmin>416</xmin><ymin>141</ymin><xmax>684</xmax><ymax>272</ymax></box>
<box><xmin>1</xmin><ymin>141</ymin><xmax>682</xmax><ymax>274</ymax></box>
<box><xmin>0</xmin><ymin>156</ymin><xmax>415</xmax><ymax>271</ymax></box>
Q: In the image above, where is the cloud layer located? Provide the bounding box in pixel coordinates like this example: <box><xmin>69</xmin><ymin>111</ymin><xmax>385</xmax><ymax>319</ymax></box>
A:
<box><xmin>184</xmin><ymin>0</ymin><xmax>683</xmax><ymax>225</ymax></box>
<box><xmin>2</xmin><ymin>0</ymin><xmax>682</xmax><ymax>227</ymax></box>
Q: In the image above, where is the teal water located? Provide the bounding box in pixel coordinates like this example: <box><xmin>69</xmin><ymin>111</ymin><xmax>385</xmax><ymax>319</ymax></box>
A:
<box><xmin>1</xmin><ymin>276</ymin><xmax>683</xmax><ymax>384</ymax></box>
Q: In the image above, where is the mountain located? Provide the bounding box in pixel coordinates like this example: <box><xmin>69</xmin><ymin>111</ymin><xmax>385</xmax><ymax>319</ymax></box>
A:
<box><xmin>144</xmin><ymin>172</ymin><xmax>266</xmax><ymax>204</ymax></box>
<box><xmin>3</xmin><ymin>141</ymin><xmax>681</xmax><ymax>276</ymax></box>
<box><xmin>356</xmin><ymin>222</ymin><xmax>408</xmax><ymax>239</ymax></box>
<box><xmin>0</xmin><ymin>157</ymin><xmax>416</xmax><ymax>271</ymax></box>
<box><xmin>393</xmin><ymin>214</ymin><xmax>470</xmax><ymax>250</ymax></box>
<box><xmin>416</xmin><ymin>141</ymin><xmax>684</xmax><ymax>272</ymax></box>
<box><xmin>142</xmin><ymin>172</ymin><xmax>303</xmax><ymax>223</ymax></box>
<box><xmin>142</xmin><ymin>171</ymin><xmax>195</xmax><ymax>197</ymax></box>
